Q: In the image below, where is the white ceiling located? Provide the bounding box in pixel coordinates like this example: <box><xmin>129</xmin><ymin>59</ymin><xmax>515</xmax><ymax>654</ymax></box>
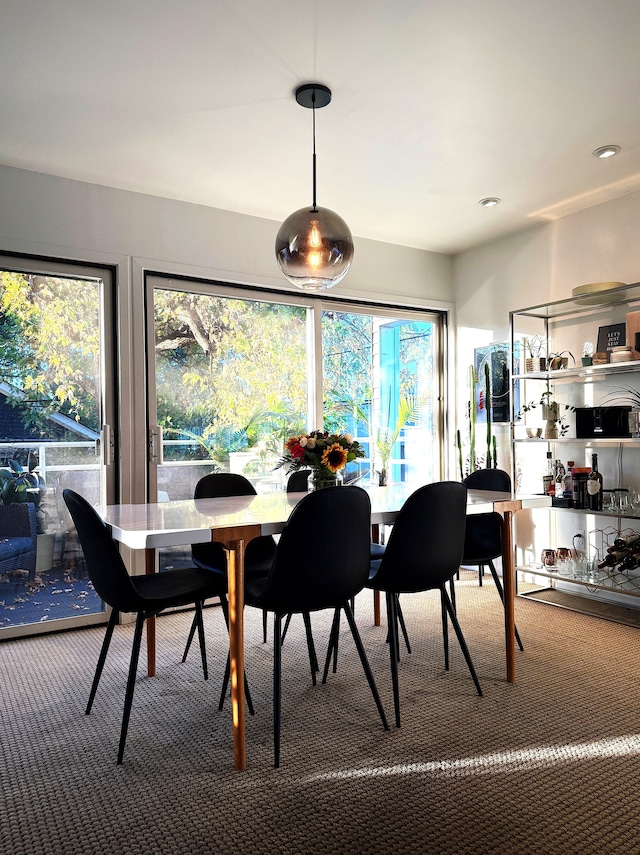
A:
<box><xmin>2</xmin><ymin>0</ymin><xmax>640</xmax><ymax>255</ymax></box>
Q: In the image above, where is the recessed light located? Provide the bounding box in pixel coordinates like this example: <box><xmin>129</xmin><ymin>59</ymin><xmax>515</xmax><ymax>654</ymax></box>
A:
<box><xmin>479</xmin><ymin>197</ymin><xmax>501</xmax><ymax>207</ymax></box>
<box><xmin>593</xmin><ymin>145</ymin><xmax>620</xmax><ymax>159</ymax></box>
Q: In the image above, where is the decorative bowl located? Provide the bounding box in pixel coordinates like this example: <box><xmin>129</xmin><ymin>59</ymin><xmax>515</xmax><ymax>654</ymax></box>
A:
<box><xmin>526</xmin><ymin>428</ymin><xmax>543</xmax><ymax>438</ymax></box>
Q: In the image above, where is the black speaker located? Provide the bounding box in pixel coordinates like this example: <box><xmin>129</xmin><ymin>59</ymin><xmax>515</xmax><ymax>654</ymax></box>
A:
<box><xmin>575</xmin><ymin>406</ymin><xmax>631</xmax><ymax>439</ymax></box>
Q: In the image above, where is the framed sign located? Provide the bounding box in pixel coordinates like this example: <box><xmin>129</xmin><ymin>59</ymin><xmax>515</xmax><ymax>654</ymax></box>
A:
<box><xmin>474</xmin><ymin>342</ymin><xmax>519</xmax><ymax>424</ymax></box>
<box><xmin>596</xmin><ymin>323</ymin><xmax>626</xmax><ymax>353</ymax></box>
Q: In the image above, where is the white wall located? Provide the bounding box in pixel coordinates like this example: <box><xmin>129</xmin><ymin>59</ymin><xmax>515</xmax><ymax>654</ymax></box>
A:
<box><xmin>0</xmin><ymin>164</ymin><xmax>454</xmax><ymax>511</ymax></box>
<box><xmin>0</xmin><ymin>164</ymin><xmax>453</xmax><ymax>304</ymax></box>
<box><xmin>454</xmin><ymin>189</ymin><xmax>640</xmax><ymax>583</ymax></box>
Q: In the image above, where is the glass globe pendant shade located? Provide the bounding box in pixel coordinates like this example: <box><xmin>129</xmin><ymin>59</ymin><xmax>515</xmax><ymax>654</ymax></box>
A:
<box><xmin>275</xmin><ymin>205</ymin><xmax>354</xmax><ymax>291</ymax></box>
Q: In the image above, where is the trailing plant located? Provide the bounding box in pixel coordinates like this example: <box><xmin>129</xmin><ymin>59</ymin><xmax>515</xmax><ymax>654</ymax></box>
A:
<box><xmin>515</xmin><ymin>389</ymin><xmax>575</xmax><ymax>437</ymax></box>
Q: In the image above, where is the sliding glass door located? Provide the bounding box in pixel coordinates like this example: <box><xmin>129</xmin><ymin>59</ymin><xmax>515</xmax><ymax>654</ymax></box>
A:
<box><xmin>0</xmin><ymin>257</ymin><xmax>116</xmax><ymax>638</ymax></box>
<box><xmin>323</xmin><ymin>307</ymin><xmax>440</xmax><ymax>486</ymax></box>
<box><xmin>149</xmin><ymin>284</ymin><xmax>310</xmax><ymax>504</ymax></box>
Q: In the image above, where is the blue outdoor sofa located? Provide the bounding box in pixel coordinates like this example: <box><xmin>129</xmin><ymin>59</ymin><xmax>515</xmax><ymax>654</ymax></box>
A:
<box><xmin>0</xmin><ymin>503</ymin><xmax>38</xmax><ymax>581</ymax></box>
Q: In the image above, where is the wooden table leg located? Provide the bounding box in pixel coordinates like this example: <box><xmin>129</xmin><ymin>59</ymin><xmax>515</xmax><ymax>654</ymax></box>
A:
<box><xmin>225</xmin><ymin>539</ymin><xmax>246</xmax><ymax>771</ymax></box>
<box><xmin>501</xmin><ymin>510</ymin><xmax>516</xmax><ymax>683</ymax></box>
<box><xmin>145</xmin><ymin>548</ymin><xmax>156</xmax><ymax>677</ymax></box>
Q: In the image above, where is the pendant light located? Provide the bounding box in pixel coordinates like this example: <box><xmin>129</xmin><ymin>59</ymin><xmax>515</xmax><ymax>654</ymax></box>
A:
<box><xmin>275</xmin><ymin>83</ymin><xmax>354</xmax><ymax>291</ymax></box>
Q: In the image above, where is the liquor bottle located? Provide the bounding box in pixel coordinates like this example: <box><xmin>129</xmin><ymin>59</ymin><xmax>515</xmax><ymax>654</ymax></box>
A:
<box><xmin>543</xmin><ymin>451</ymin><xmax>554</xmax><ymax>496</ymax></box>
<box><xmin>587</xmin><ymin>453</ymin><xmax>603</xmax><ymax>511</ymax></box>
<box><xmin>563</xmin><ymin>461</ymin><xmax>575</xmax><ymax>499</ymax></box>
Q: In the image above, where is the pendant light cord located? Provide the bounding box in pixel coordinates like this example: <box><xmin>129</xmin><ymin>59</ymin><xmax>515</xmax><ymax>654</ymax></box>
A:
<box><xmin>312</xmin><ymin>90</ymin><xmax>317</xmax><ymax>212</ymax></box>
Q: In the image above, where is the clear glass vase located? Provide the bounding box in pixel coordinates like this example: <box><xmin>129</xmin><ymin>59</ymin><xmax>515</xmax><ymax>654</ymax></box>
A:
<box><xmin>309</xmin><ymin>470</ymin><xmax>342</xmax><ymax>491</ymax></box>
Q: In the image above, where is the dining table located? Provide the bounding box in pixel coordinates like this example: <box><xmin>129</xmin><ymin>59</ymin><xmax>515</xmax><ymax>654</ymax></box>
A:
<box><xmin>98</xmin><ymin>483</ymin><xmax>550</xmax><ymax>770</ymax></box>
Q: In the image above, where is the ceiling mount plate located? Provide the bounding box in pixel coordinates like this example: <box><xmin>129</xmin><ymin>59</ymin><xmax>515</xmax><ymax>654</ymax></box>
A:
<box><xmin>295</xmin><ymin>83</ymin><xmax>332</xmax><ymax>109</ymax></box>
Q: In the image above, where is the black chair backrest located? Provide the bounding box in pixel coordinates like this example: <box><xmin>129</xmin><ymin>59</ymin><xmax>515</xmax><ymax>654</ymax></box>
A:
<box><xmin>63</xmin><ymin>489</ymin><xmax>141</xmax><ymax>613</ymax></box>
<box><xmin>195</xmin><ymin>472</ymin><xmax>257</xmax><ymax>499</ymax></box>
<box><xmin>463</xmin><ymin>468</ymin><xmax>511</xmax><ymax>492</ymax></box>
<box><xmin>255</xmin><ymin>486</ymin><xmax>372</xmax><ymax>613</ymax></box>
<box><xmin>373</xmin><ymin>481</ymin><xmax>468</xmax><ymax>593</ymax></box>
<box><xmin>286</xmin><ymin>470</ymin><xmax>311</xmax><ymax>493</ymax></box>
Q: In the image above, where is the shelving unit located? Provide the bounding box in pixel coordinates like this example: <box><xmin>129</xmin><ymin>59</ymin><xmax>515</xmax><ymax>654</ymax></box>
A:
<box><xmin>509</xmin><ymin>281</ymin><xmax>640</xmax><ymax>618</ymax></box>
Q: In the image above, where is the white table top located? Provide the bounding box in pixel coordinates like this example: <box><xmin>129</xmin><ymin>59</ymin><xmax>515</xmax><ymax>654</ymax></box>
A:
<box><xmin>98</xmin><ymin>484</ymin><xmax>550</xmax><ymax>550</ymax></box>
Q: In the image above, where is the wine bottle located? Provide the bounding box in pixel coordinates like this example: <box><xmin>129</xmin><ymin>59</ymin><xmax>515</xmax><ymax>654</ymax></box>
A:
<box><xmin>611</xmin><ymin>533</ymin><xmax>640</xmax><ymax>551</ymax></box>
<box><xmin>587</xmin><ymin>453</ymin><xmax>603</xmax><ymax>512</ymax></box>
<box><xmin>598</xmin><ymin>549</ymin><xmax>629</xmax><ymax>569</ymax></box>
<box><xmin>620</xmin><ymin>553</ymin><xmax>640</xmax><ymax>572</ymax></box>
<box><xmin>543</xmin><ymin>451</ymin><xmax>554</xmax><ymax>496</ymax></box>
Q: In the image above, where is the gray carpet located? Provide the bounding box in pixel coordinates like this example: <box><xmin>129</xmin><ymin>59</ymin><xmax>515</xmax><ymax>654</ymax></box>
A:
<box><xmin>2</xmin><ymin>572</ymin><xmax>640</xmax><ymax>855</ymax></box>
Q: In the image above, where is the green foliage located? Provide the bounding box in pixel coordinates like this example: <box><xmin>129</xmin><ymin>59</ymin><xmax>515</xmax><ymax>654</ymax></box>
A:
<box><xmin>0</xmin><ymin>271</ymin><xmax>100</xmax><ymax>430</ymax></box>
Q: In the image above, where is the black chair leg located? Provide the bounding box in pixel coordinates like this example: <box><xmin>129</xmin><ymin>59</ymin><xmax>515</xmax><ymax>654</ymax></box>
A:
<box><xmin>384</xmin><ymin>595</ymin><xmax>411</xmax><ymax>656</ymax></box>
<box><xmin>182</xmin><ymin>593</ymin><xmax>227</xmax><ymax>665</ymax></box>
<box><xmin>302</xmin><ymin>611</ymin><xmax>318</xmax><ymax>685</ymax></box>
<box><xmin>488</xmin><ymin>560</ymin><xmax>524</xmax><ymax>652</ymax></box>
<box><xmin>273</xmin><ymin>613</ymin><xmax>283</xmax><ymax>768</ymax></box>
<box><xmin>86</xmin><ymin>608</ymin><xmax>118</xmax><ymax>715</ymax></box>
<box><xmin>343</xmin><ymin>602</ymin><xmax>389</xmax><ymax>732</ymax></box>
<box><xmin>117</xmin><ymin>611</ymin><xmax>145</xmax><ymax>765</ymax></box>
<box><xmin>478</xmin><ymin>564</ymin><xmax>484</xmax><ymax>587</ymax></box>
<box><xmin>194</xmin><ymin>601</ymin><xmax>208</xmax><ymax>679</ymax></box>
<box><xmin>182</xmin><ymin>614</ymin><xmax>198</xmax><ymax>663</ymax></box>
<box><xmin>281</xmin><ymin>613</ymin><xmax>293</xmax><ymax>643</ymax></box>
<box><xmin>322</xmin><ymin>608</ymin><xmax>341</xmax><ymax>682</ymax></box>
<box><xmin>395</xmin><ymin>596</ymin><xmax>411</xmax><ymax>655</ymax></box>
<box><xmin>449</xmin><ymin>578</ymin><xmax>457</xmax><ymax>615</ymax></box>
<box><xmin>218</xmin><ymin>654</ymin><xmax>255</xmax><ymax>716</ymax></box>
<box><xmin>441</xmin><ymin>586</ymin><xmax>483</xmax><ymax>697</ymax></box>
<box><xmin>385</xmin><ymin>591</ymin><xmax>401</xmax><ymax>728</ymax></box>
<box><xmin>440</xmin><ymin>589</ymin><xmax>449</xmax><ymax>670</ymax></box>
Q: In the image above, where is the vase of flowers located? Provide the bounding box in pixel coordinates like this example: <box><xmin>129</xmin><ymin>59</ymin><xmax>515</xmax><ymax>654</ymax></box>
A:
<box><xmin>276</xmin><ymin>430</ymin><xmax>365</xmax><ymax>489</ymax></box>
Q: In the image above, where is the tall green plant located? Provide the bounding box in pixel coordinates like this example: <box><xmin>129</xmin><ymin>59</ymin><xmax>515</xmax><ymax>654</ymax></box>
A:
<box><xmin>485</xmin><ymin>362</ymin><xmax>493</xmax><ymax>469</ymax></box>
<box><xmin>468</xmin><ymin>365</ymin><xmax>477</xmax><ymax>473</ymax></box>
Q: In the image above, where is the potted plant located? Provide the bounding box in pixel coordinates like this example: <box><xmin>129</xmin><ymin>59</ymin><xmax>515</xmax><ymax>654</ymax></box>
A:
<box><xmin>523</xmin><ymin>335</ymin><xmax>547</xmax><ymax>373</ymax></box>
<box><xmin>602</xmin><ymin>385</ymin><xmax>640</xmax><ymax>437</ymax></box>
<box><xmin>548</xmin><ymin>350</ymin><xmax>574</xmax><ymax>370</ymax></box>
<box><xmin>516</xmin><ymin>390</ymin><xmax>574</xmax><ymax>439</ymax></box>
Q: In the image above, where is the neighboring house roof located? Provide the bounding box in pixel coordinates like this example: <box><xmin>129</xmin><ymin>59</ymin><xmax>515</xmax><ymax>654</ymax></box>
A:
<box><xmin>0</xmin><ymin>382</ymin><xmax>99</xmax><ymax>442</ymax></box>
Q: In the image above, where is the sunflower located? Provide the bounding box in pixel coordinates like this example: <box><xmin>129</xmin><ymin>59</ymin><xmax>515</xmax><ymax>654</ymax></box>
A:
<box><xmin>321</xmin><ymin>443</ymin><xmax>348</xmax><ymax>472</ymax></box>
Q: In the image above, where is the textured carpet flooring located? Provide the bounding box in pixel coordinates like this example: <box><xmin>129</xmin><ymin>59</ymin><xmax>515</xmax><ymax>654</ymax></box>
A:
<box><xmin>2</xmin><ymin>572</ymin><xmax>640</xmax><ymax>855</ymax></box>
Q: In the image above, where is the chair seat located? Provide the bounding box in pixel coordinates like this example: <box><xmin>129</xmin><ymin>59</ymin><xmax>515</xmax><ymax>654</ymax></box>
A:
<box><xmin>370</xmin><ymin>542</ymin><xmax>386</xmax><ymax>560</ymax></box>
<box><xmin>132</xmin><ymin>565</ymin><xmax>226</xmax><ymax>612</ymax></box>
<box><xmin>0</xmin><ymin>536</ymin><xmax>33</xmax><ymax>562</ymax></box>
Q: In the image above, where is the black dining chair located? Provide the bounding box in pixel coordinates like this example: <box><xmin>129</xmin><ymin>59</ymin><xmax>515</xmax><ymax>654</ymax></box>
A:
<box><xmin>63</xmin><ymin>488</ymin><xmax>230</xmax><ymax>765</ymax></box>
<box><xmin>461</xmin><ymin>468</ymin><xmax>524</xmax><ymax>651</ymax></box>
<box><xmin>367</xmin><ymin>481</ymin><xmax>483</xmax><ymax>728</ymax></box>
<box><xmin>286</xmin><ymin>469</ymin><xmax>311</xmax><ymax>492</ymax></box>
<box><xmin>244</xmin><ymin>485</ymin><xmax>389</xmax><ymax>767</ymax></box>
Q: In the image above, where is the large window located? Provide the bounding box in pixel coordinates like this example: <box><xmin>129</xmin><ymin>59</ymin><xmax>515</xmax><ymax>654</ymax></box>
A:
<box><xmin>0</xmin><ymin>258</ymin><xmax>116</xmax><ymax>637</ymax></box>
<box><xmin>147</xmin><ymin>277</ymin><xmax>444</xmax><ymax>506</ymax></box>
